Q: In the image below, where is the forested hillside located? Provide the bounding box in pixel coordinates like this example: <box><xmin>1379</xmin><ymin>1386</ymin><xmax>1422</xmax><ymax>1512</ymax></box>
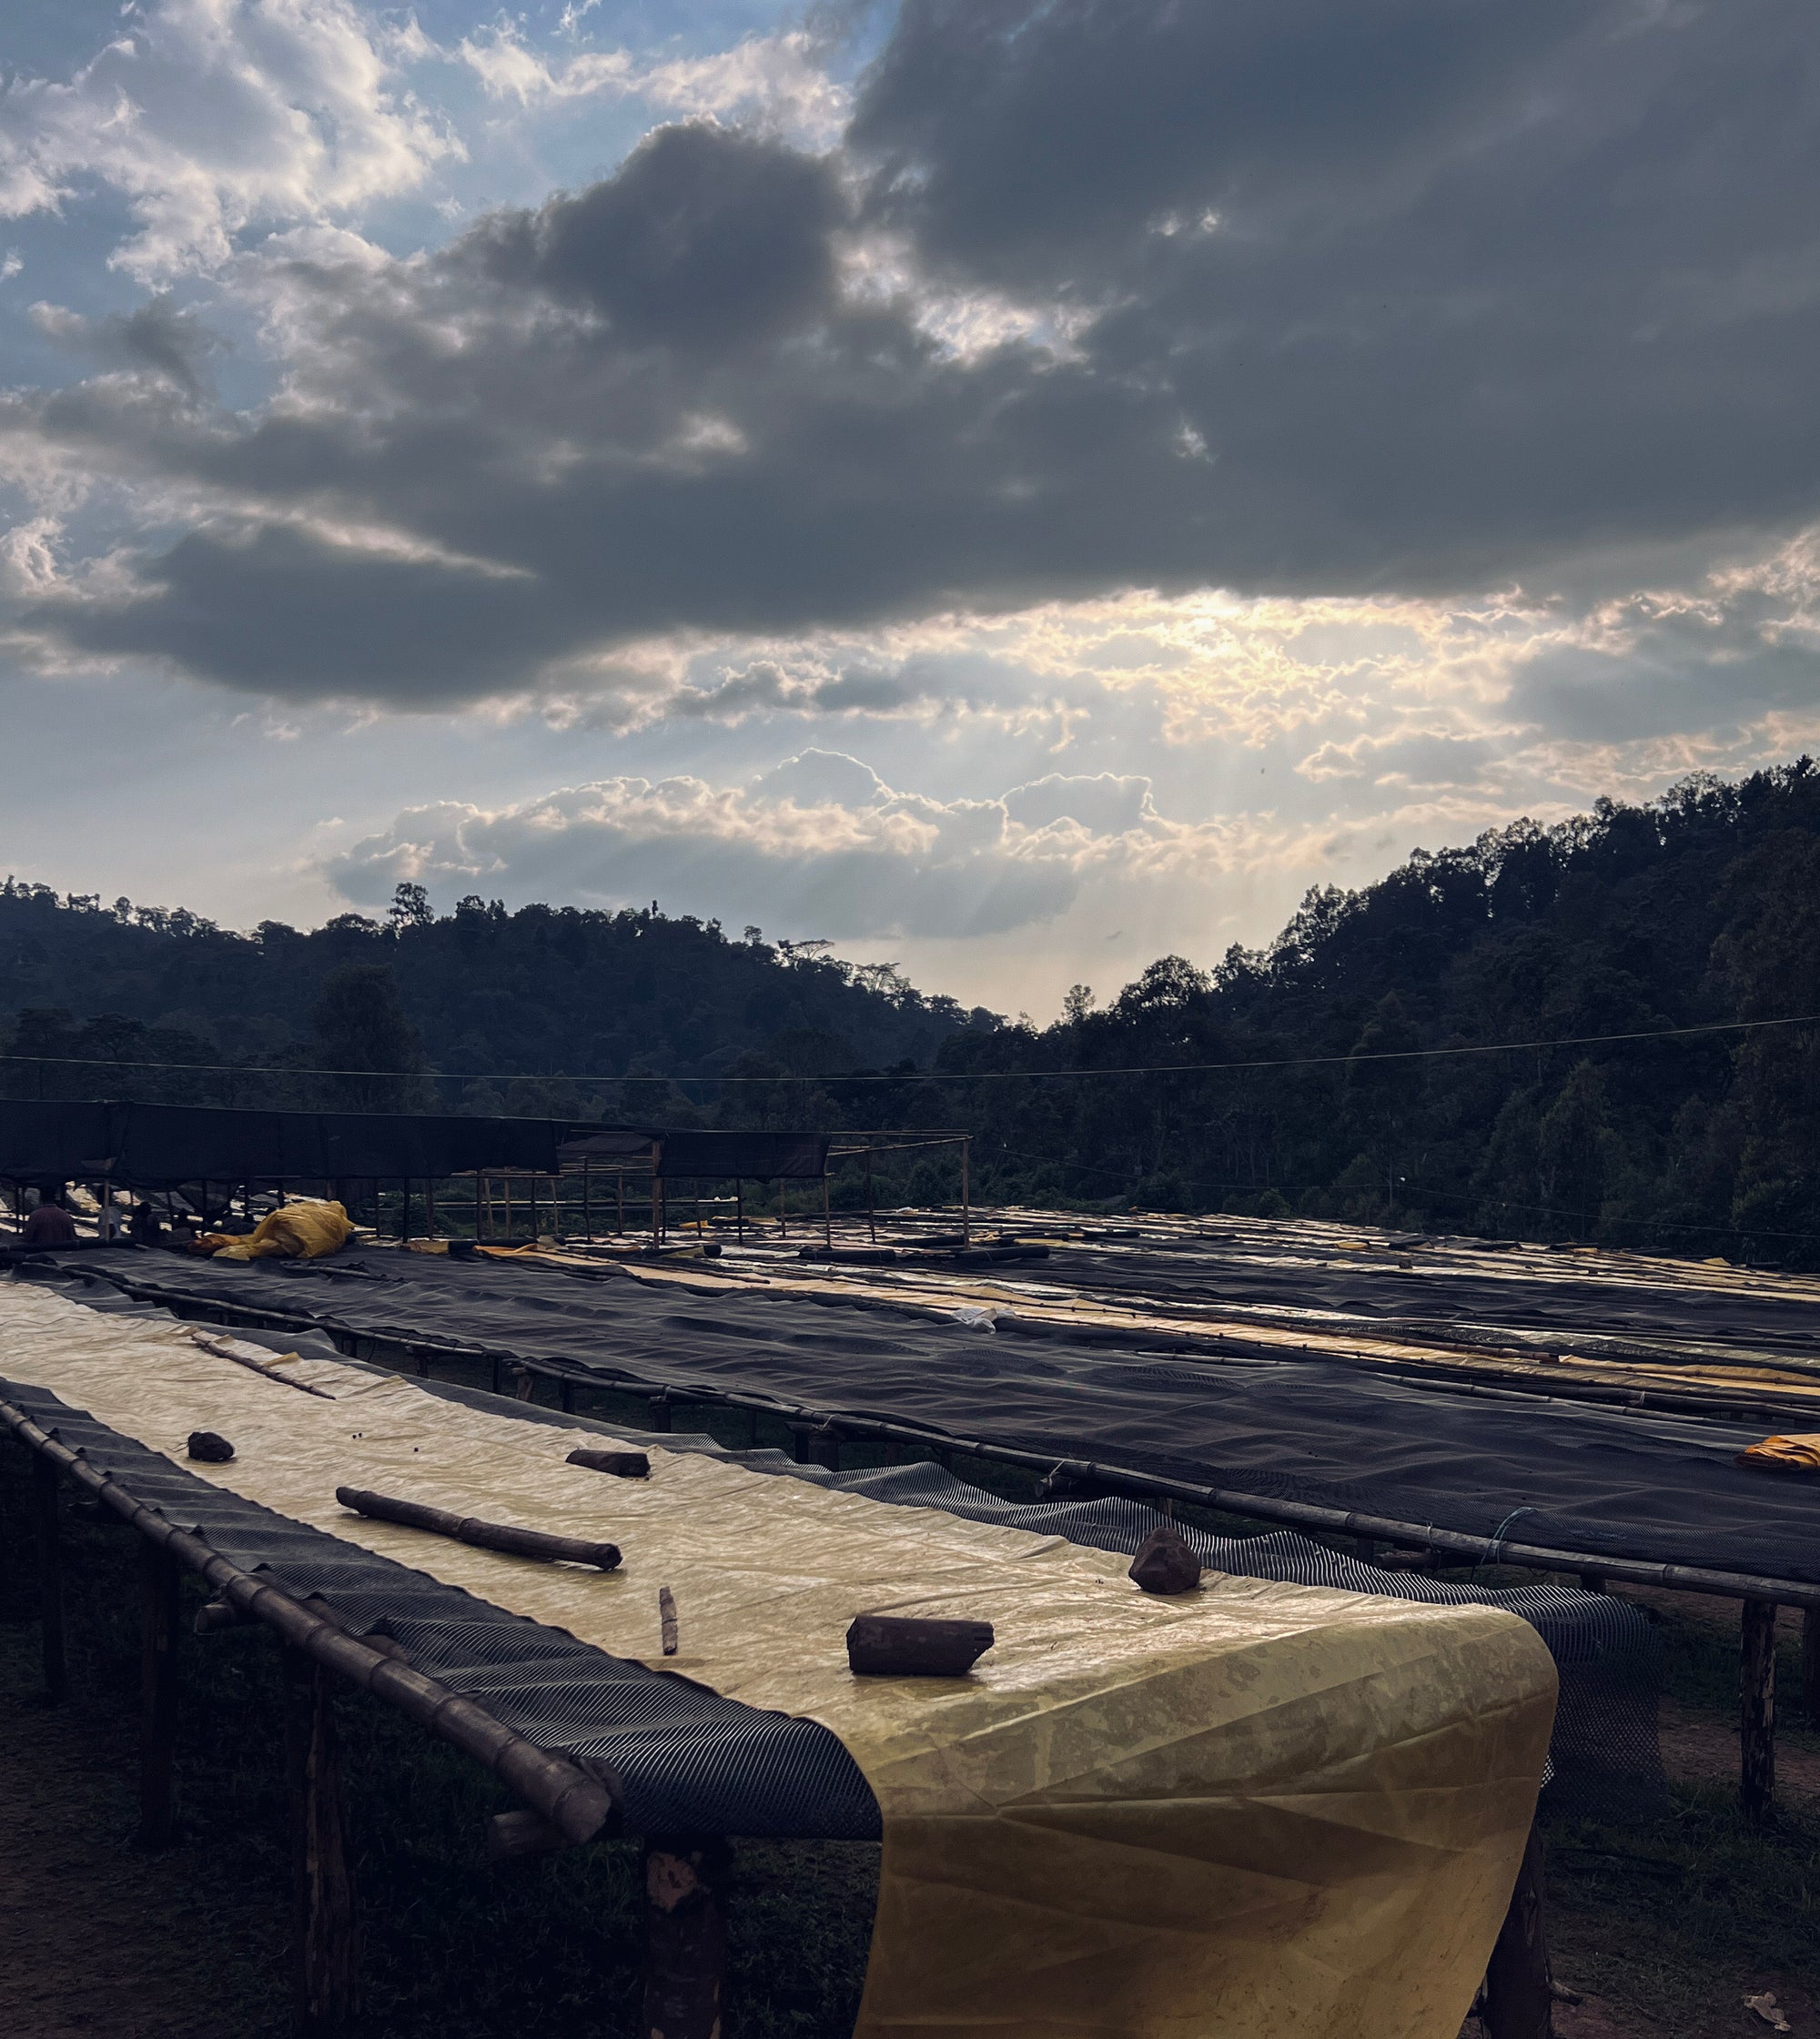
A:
<box><xmin>8</xmin><ymin>762</ymin><xmax>1820</xmax><ymax>1261</ymax></box>
<box><xmin>932</xmin><ymin>762</ymin><xmax>1820</xmax><ymax>1259</ymax></box>
<box><xmin>0</xmin><ymin>888</ymin><xmax>993</xmax><ymax>1115</ymax></box>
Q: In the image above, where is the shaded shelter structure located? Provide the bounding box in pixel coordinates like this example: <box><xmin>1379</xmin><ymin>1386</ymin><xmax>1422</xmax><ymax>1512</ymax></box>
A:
<box><xmin>555</xmin><ymin>1125</ymin><xmax>973</xmax><ymax>1245</ymax></box>
<box><xmin>0</xmin><ymin>1099</ymin><xmax>973</xmax><ymax>1247</ymax></box>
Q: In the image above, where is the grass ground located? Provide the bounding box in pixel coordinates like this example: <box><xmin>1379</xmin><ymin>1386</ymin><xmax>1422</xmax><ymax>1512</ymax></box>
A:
<box><xmin>5</xmin><ymin>1377</ymin><xmax>1820</xmax><ymax>2039</ymax></box>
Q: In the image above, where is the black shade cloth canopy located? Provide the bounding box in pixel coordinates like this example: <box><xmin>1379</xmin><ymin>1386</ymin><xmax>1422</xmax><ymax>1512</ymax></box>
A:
<box><xmin>0</xmin><ymin>1100</ymin><xmax>837</xmax><ymax>1189</ymax></box>
<box><xmin>0</xmin><ymin>1099</ymin><xmax>562</xmax><ymax>1188</ymax></box>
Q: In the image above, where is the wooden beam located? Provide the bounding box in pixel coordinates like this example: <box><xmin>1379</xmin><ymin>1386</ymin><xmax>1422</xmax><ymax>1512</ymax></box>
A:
<box><xmin>33</xmin><ymin>1453</ymin><xmax>66</xmax><ymax>1703</ymax></box>
<box><xmin>285</xmin><ymin>1650</ymin><xmax>360</xmax><ymax>2039</ymax></box>
<box><xmin>1742</xmin><ymin>1598</ymin><xmax>1778</xmax><ymax>1825</ymax></box>
<box><xmin>138</xmin><ymin>1539</ymin><xmax>181</xmax><ymax>1848</ymax></box>
<box><xmin>1481</xmin><ymin>1821</ymin><xmax>1553</xmax><ymax>2039</ymax></box>
<box><xmin>641</xmin><ymin>1836</ymin><xmax>728</xmax><ymax>2039</ymax></box>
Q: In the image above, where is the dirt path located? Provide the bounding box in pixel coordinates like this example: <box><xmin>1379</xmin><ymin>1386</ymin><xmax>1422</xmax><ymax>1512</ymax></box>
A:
<box><xmin>0</xmin><ymin>1644</ymin><xmax>278</xmax><ymax>2039</ymax></box>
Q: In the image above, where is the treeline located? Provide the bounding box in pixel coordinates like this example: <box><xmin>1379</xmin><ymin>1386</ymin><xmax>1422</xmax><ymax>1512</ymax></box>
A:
<box><xmin>8</xmin><ymin>762</ymin><xmax>1820</xmax><ymax>1260</ymax></box>
<box><xmin>0</xmin><ymin>887</ymin><xmax>995</xmax><ymax>1117</ymax></box>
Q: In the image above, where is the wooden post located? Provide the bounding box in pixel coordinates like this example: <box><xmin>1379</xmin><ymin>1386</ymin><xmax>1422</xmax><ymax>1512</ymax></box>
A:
<box><xmin>583</xmin><ymin>1164</ymin><xmax>593</xmax><ymax>1243</ymax></box>
<box><xmin>285</xmin><ymin>1650</ymin><xmax>360</xmax><ymax>2039</ymax></box>
<box><xmin>865</xmin><ymin>1149</ymin><xmax>875</xmax><ymax>1244</ymax></box>
<box><xmin>33</xmin><ymin>1454</ymin><xmax>66</xmax><ymax>1703</ymax></box>
<box><xmin>138</xmin><ymin>1539</ymin><xmax>181</xmax><ymax>1848</ymax></box>
<box><xmin>641</xmin><ymin>1835</ymin><xmax>728</xmax><ymax>2039</ymax></box>
<box><xmin>1742</xmin><ymin>1598</ymin><xmax>1778</xmax><ymax>1824</ymax></box>
<box><xmin>1481</xmin><ymin>1821</ymin><xmax>1552</xmax><ymax>2039</ymax></box>
<box><xmin>1803</xmin><ymin>1607</ymin><xmax>1820</xmax><ymax>1723</ymax></box>
<box><xmin>617</xmin><ymin>1170</ymin><xmax>626</xmax><ymax>1236</ymax></box>
<box><xmin>961</xmin><ymin>1137</ymin><xmax>971</xmax><ymax>1246</ymax></box>
<box><xmin>693</xmin><ymin>1182</ymin><xmax>703</xmax><ymax>1237</ymax></box>
<box><xmin>652</xmin><ymin>1144</ymin><xmax>664</xmax><ymax>1247</ymax></box>
<box><xmin>823</xmin><ymin>1171</ymin><xmax>832</xmax><ymax>1249</ymax></box>
<box><xmin>503</xmin><ymin>1176</ymin><xmax>513</xmax><ymax>1240</ymax></box>
<box><xmin>425</xmin><ymin>1176</ymin><xmax>436</xmax><ymax>1240</ymax></box>
<box><xmin>399</xmin><ymin>1177</ymin><xmax>410</xmax><ymax>1245</ymax></box>
<box><xmin>777</xmin><ymin>1176</ymin><xmax>786</xmax><ymax>1237</ymax></box>
<box><xmin>735</xmin><ymin>1182</ymin><xmax>743</xmax><ymax>1244</ymax></box>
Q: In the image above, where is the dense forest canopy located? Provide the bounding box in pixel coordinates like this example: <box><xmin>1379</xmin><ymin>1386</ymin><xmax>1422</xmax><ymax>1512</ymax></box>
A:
<box><xmin>7</xmin><ymin>762</ymin><xmax>1820</xmax><ymax>1261</ymax></box>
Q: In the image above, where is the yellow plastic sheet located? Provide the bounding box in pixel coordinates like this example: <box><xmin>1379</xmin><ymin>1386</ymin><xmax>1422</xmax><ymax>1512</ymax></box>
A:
<box><xmin>1736</xmin><ymin>1433</ymin><xmax>1820</xmax><ymax>1474</ymax></box>
<box><xmin>0</xmin><ymin>1283</ymin><xmax>1555</xmax><ymax>2039</ymax></box>
<box><xmin>201</xmin><ymin>1198</ymin><xmax>353</xmax><ymax>1262</ymax></box>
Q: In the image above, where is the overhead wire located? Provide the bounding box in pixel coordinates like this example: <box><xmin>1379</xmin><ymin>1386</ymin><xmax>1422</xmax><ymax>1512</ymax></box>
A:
<box><xmin>1</xmin><ymin>1008</ymin><xmax>1815</xmax><ymax>1089</ymax></box>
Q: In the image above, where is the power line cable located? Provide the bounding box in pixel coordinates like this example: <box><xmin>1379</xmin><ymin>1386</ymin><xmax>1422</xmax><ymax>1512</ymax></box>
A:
<box><xmin>0</xmin><ymin>1009</ymin><xmax>1814</xmax><ymax>1087</ymax></box>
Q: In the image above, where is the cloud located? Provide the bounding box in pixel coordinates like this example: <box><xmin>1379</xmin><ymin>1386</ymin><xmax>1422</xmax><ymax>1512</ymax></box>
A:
<box><xmin>27</xmin><ymin>293</ymin><xmax>225</xmax><ymax>398</ymax></box>
<box><xmin>4</xmin><ymin>0</ymin><xmax>1819</xmax><ymax>724</ymax></box>
<box><xmin>329</xmin><ymin>752</ymin><xmax>1087</xmax><ymax>938</ymax></box>
<box><xmin>0</xmin><ymin>0</ymin><xmax>458</xmax><ymax>282</ymax></box>
<box><xmin>455</xmin><ymin>26</ymin><xmax>849</xmax><ymax>146</ymax></box>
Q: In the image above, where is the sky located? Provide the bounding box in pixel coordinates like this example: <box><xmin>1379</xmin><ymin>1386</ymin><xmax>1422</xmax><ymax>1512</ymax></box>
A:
<box><xmin>2</xmin><ymin>0</ymin><xmax>1818</xmax><ymax>1021</ymax></box>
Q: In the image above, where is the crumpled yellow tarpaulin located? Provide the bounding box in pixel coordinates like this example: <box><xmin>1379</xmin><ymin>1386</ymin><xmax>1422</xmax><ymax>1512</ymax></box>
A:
<box><xmin>0</xmin><ymin>1282</ymin><xmax>1554</xmax><ymax>2039</ymax></box>
<box><xmin>1736</xmin><ymin>1433</ymin><xmax>1820</xmax><ymax>1474</ymax></box>
<box><xmin>200</xmin><ymin>1197</ymin><xmax>354</xmax><ymax>1262</ymax></box>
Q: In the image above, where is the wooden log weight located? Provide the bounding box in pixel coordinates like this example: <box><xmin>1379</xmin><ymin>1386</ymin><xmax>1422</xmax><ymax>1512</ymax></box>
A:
<box><xmin>566</xmin><ymin>1448</ymin><xmax>652</xmax><ymax>1479</ymax></box>
<box><xmin>34</xmin><ymin>1454</ymin><xmax>66</xmax><ymax>1703</ymax></box>
<box><xmin>1481</xmin><ymin>1821</ymin><xmax>1552</xmax><ymax>2039</ymax></box>
<box><xmin>1742</xmin><ymin>1598</ymin><xmax>1778</xmax><ymax>1825</ymax></box>
<box><xmin>138</xmin><ymin>1540</ymin><xmax>182</xmax><ymax>1848</ymax></box>
<box><xmin>641</xmin><ymin>1835</ymin><xmax>729</xmax><ymax>2039</ymax></box>
<box><xmin>846</xmin><ymin>1615</ymin><xmax>995</xmax><ymax>1677</ymax></box>
<box><xmin>335</xmin><ymin>1488</ymin><xmax>621</xmax><ymax>1572</ymax></box>
<box><xmin>285</xmin><ymin>1650</ymin><xmax>359</xmax><ymax>2039</ymax></box>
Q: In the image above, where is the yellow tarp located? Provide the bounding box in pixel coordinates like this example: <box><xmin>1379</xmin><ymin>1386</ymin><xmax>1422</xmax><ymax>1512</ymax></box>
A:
<box><xmin>1737</xmin><ymin>1434</ymin><xmax>1820</xmax><ymax>1474</ymax></box>
<box><xmin>0</xmin><ymin>1282</ymin><xmax>1555</xmax><ymax>2039</ymax></box>
<box><xmin>201</xmin><ymin>1198</ymin><xmax>354</xmax><ymax>1262</ymax></box>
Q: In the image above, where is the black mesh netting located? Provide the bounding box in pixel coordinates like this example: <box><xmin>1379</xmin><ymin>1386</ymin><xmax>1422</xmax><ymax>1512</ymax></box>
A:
<box><xmin>41</xmin><ymin>1245</ymin><xmax>1820</xmax><ymax>1587</ymax></box>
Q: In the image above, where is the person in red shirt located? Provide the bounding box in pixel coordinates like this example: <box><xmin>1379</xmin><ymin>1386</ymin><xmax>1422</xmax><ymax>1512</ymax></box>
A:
<box><xmin>22</xmin><ymin>1191</ymin><xmax>78</xmax><ymax>1248</ymax></box>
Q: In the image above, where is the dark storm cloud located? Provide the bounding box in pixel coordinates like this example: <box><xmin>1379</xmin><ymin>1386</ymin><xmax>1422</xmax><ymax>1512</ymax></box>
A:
<box><xmin>472</xmin><ymin>124</ymin><xmax>847</xmax><ymax>350</ymax></box>
<box><xmin>12</xmin><ymin>0</ymin><xmax>1820</xmax><ymax>705</ymax></box>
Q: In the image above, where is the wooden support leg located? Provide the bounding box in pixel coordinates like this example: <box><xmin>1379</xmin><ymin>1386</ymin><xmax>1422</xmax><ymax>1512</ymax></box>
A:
<box><xmin>34</xmin><ymin>1454</ymin><xmax>67</xmax><ymax>1703</ymax></box>
<box><xmin>1742</xmin><ymin>1598</ymin><xmax>1778</xmax><ymax>1825</ymax></box>
<box><xmin>1802</xmin><ymin>1607</ymin><xmax>1820</xmax><ymax>1724</ymax></box>
<box><xmin>138</xmin><ymin>1540</ymin><xmax>181</xmax><ymax>1848</ymax></box>
<box><xmin>808</xmin><ymin>1427</ymin><xmax>842</xmax><ymax>1473</ymax></box>
<box><xmin>1481</xmin><ymin>1821</ymin><xmax>1552</xmax><ymax>2039</ymax></box>
<box><xmin>647</xmin><ymin>1395</ymin><xmax>673</xmax><ymax>1434</ymax></box>
<box><xmin>285</xmin><ymin>1650</ymin><xmax>360</xmax><ymax>2039</ymax></box>
<box><xmin>641</xmin><ymin>1835</ymin><xmax>728</xmax><ymax>2039</ymax></box>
